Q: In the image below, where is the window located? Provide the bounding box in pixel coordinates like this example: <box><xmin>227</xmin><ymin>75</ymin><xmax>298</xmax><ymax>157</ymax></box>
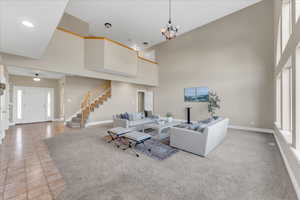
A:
<box><xmin>276</xmin><ymin>17</ymin><xmax>282</xmax><ymax>65</ymax></box>
<box><xmin>282</xmin><ymin>67</ymin><xmax>292</xmax><ymax>131</ymax></box>
<box><xmin>282</xmin><ymin>0</ymin><xmax>292</xmax><ymax>50</ymax></box>
<box><xmin>296</xmin><ymin>0</ymin><xmax>300</xmax><ymax>21</ymax></box>
<box><xmin>276</xmin><ymin>75</ymin><xmax>282</xmax><ymax>127</ymax></box>
<box><xmin>47</xmin><ymin>91</ymin><xmax>51</xmax><ymax>118</ymax></box>
<box><xmin>276</xmin><ymin>57</ymin><xmax>293</xmax><ymax>142</ymax></box>
<box><xmin>17</xmin><ymin>90</ymin><xmax>22</xmax><ymax>119</ymax></box>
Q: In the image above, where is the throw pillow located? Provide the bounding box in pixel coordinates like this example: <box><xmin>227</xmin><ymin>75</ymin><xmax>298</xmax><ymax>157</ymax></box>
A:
<box><xmin>125</xmin><ymin>112</ymin><xmax>130</xmax><ymax>120</ymax></box>
<box><xmin>128</xmin><ymin>113</ymin><xmax>134</xmax><ymax>121</ymax></box>
<box><xmin>145</xmin><ymin>110</ymin><xmax>153</xmax><ymax>118</ymax></box>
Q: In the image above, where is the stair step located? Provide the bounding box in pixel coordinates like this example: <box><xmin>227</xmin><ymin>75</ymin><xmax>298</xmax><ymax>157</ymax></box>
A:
<box><xmin>67</xmin><ymin>121</ymin><xmax>81</xmax><ymax>128</ymax></box>
<box><xmin>72</xmin><ymin>117</ymin><xmax>81</xmax><ymax>123</ymax></box>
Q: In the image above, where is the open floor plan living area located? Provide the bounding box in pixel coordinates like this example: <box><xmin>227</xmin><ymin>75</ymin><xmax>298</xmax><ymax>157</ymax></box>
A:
<box><xmin>0</xmin><ymin>0</ymin><xmax>299</xmax><ymax>199</ymax></box>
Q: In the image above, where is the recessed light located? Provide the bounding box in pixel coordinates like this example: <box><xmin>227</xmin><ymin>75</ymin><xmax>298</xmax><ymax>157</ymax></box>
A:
<box><xmin>104</xmin><ymin>23</ymin><xmax>112</xmax><ymax>29</ymax></box>
<box><xmin>22</xmin><ymin>20</ymin><xmax>34</xmax><ymax>28</ymax></box>
<box><xmin>143</xmin><ymin>42</ymin><xmax>149</xmax><ymax>45</ymax></box>
<box><xmin>33</xmin><ymin>73</ymin><xmax>40</xmax><ymax>82</ymax></box>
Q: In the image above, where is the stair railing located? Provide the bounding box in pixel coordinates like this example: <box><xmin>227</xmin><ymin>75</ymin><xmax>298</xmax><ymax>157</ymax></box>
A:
<box><xmin>80</xmin><ymin>81</ymin><xmax>111</xmax><ymax>127</ymax></box>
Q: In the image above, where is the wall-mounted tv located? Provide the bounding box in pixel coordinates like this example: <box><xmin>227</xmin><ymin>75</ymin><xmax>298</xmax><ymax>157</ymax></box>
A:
<box><xmin>184</xmin><ymin>87</ymin><xmax>209</xmax><ymax>102</ymax></box>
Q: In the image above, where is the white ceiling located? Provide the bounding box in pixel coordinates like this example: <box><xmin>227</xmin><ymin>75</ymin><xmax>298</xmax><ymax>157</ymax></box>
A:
<box><xmin>7</xmin><ymin>66</ymin><xmax>65</xmax><ymax>79</ymax></box>
<box><xmin>0</xmin><ymin>0</ymin><xmax>69</xmax><ymax>58</ymax></box>
<box><xmin>65</xmin><ymin>0</ymin><xmax>261</xmax><ymax>50</ymax></box>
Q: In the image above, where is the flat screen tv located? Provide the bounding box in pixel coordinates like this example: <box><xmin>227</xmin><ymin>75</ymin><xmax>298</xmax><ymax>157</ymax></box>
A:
<box><xmin>184</xmin><ymin>87</ymin><xmax>209</xmax><ymax>102</ymax></box>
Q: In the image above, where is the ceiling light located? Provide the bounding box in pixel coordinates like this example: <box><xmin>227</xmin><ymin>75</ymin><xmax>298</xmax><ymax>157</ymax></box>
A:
<box><xmin>161</xmin><ymin>0</ymin><xmax>179</xmax><ymax>40</ymax></box>
<box><xmin>143</xmin><ymin>42</ymin><xmax>149</xmax><ymax>46</ymax></box>
<box><xmin>33</xmin><ymin>73</ymin><xmax>40</xmax><ymax>82</ymax></box>
<box><xmin>22</xmin><ymin>20</ymin><xmax>34</xmax><ymax>28</ymax></box>
<box><xmin>104</xmin><ymin>23</ymin><xmax>112</xmax><ymax>29</ymax></box>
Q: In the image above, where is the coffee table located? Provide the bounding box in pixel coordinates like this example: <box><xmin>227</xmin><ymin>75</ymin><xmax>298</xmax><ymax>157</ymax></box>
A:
<box><xmin>144</xmin><ymin>121</ymin><xmax>181</xmax><ymax>140</ymax></box>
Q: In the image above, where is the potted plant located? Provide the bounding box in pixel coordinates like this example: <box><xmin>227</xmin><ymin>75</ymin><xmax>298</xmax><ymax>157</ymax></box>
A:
<box><xmin>166</xmin><ymin>112</ymin><xmax>173</xmax><ymax>122</ymax></box>
<box><xmin>0</xmin><ymin>83</ymin><xmax>6</xmax><ymax>96</ymax></box>
<box><xmin>208</xmin><ymin>91</ymin><xmax>220</xmax><ymax>119</ymax></box>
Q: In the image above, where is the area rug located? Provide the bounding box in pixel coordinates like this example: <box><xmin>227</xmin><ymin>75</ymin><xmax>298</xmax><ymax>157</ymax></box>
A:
<box><xmin>134</xmin><ymin>138</ymin><xmax>178</xmax><ymax>160</ymax></box>
<box><xmin>45</xmin><ymin>126</ymin><xmax>297</xmax><ymax>200</ymax></box>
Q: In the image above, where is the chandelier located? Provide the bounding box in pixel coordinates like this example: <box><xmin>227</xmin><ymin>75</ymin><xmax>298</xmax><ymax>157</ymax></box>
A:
<box><xmin>161</xmin><ymin>0</ymin><xmax>179</xmax><ymax>40</ymax></box>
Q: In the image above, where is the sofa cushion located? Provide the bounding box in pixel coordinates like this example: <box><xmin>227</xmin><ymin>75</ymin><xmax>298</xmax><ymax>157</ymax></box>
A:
<box><xmin>128</xmin><ymin>113</ymin><xmax>134</xmax><ymax>121</ymax></box>
<box><xmin>145</xmin><ymin>110</ymin><xmax>153</xmax><ymax>118</ymax></box>
<box><xmin>128</xmin><ymin>118</ymin><xmax>154</xmax><ymax>126</ymax></box>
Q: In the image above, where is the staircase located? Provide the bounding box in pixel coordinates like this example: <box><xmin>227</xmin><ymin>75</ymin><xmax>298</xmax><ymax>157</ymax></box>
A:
<box><xmin>67</xmin><ymin>81</ymin><xmax>112</xmax><ymax>128</ymax></box>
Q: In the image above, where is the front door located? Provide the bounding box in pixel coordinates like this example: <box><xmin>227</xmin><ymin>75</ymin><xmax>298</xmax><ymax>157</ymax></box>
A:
<box><xmin>14</xmin><ymin>86</ymin><xmax>53</xmax><ymax>124</ymax></box>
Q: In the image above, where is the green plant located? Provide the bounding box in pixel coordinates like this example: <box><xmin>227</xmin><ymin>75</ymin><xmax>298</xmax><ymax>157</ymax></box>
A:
<box><xmin>208</xmin><ymin>91</ymin><xmax>220</xmax><ymax>118</ymax></box>
<box><xmin>166</xmin><ymin>112</ymin><xmax>173</xmax><ymax>118</ymax></box>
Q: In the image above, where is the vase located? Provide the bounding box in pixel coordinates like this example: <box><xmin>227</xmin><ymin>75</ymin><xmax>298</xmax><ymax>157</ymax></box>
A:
<box><xmin>167</xmin><ymin>117</ymin><xmax>173</xmax><ymax>122</ymax></box>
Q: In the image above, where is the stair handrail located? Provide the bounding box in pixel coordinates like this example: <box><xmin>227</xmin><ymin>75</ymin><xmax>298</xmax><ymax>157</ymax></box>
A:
<box><xmin>89</xmin><ymin>84</ymin><xmax>110</xmax><ymax>104</ymax></box>
<box><xmin>79</xmin><ymin>81</ymin><xmax>111</xmax><ymax>127</ymax></box>
<box><xmin>80</xmin><ymin>81</ymin><xmax>111</xmax><ymax>110</ymax></box>
<box><xmin>88</xmin><ymin>87</ymin><xmax>111</xmax><ymax>108</ymax></box>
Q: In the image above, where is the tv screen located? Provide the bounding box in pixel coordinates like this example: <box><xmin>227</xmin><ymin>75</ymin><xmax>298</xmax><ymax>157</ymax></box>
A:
<box><xmin>184</xmin><ymin>87</ymin><xmax>209</xmax><ymax>102</ymax></box>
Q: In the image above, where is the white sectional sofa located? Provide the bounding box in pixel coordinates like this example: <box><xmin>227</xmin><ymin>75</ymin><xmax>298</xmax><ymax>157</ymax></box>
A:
<box><xmin>170</xmin><ymin>118</ymin><xmax>229</xmax><ymax>157</ymax></box>
<box><xmin>113</xmin><ymin>112</ymin><xmax>158</xmax><ymax>130</ymax></box>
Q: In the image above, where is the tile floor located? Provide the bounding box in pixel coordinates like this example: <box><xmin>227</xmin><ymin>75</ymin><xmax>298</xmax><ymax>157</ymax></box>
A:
<box><xmin>0</xmin><ymin>122</ymin><xmax>70</xmax><ymax>200</ymax></box>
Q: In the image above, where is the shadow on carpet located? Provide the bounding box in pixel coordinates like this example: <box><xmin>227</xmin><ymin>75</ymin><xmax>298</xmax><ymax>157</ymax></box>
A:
<box><xmin>44</xmin><ymin>127</ymin><xmax>297</xmax><ymax>200</ymax></box>
<box><xmin>134</xmin><ymin>138</ymin><xmax>178</xmax><ymax>160</ymax></box>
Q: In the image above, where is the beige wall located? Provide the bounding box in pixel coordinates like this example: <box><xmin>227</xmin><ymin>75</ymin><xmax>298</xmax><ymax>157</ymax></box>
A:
<box><xmin>1</xmin><ymin>29</ymin><xmax>158</xmax><ymax>86</ymax></box>
<box><xmin>58</xmin><ymin>13</ymin><xmax>89</xmax><ymax>36</ymax></box>
<box><xmin>9</xmin><ymin>75</ymin><xmax>60</xmax><ymax>119</ymax></box>
<box><xmin>64</xmin><ymin>76</ymin><xmax>107</xmax><ymax>119</ymax></box>
<box><xmin>103</xmin><ymin>40</ymin><xmax>138</xmax><ymax>76</ymax></box>
<box><xmin>89</xmin><ymin>81</ymin><xmax>153</xmax><ymax>122</ymax></box>
<box><xmin>62</xmin><ymin>75</ymin><xmax>154</xmax><ymax>122</ymax></box>
<box><xmin>153</xmin><ymin>0</ymin><xmax>274</xmax><ymax>129</ymax></box>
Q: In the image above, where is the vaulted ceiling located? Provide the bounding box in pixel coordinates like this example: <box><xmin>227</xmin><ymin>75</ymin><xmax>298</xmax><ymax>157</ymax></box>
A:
<box><xmin>66</xmin><ymin>0</ymin><xmax>261</xmax><ymax>50</ymax></box>
<box><xmin>0</xmin><ymin>0</ymin><xmax>262</xmax><ymax>59</ymax></box>
<box><xmin>0</xmin><ymin>0</ymin><xmax>69</xmax><ymax>58</ymax></box>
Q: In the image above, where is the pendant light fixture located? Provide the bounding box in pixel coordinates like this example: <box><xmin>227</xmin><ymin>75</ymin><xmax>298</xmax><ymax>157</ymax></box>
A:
<box><xmin>33</xmin><ymin>73</ymin><xmax>41</xmax><ymax>82</ymax></box>
<box><xmin>161</xmin><ymin>0</ymin><xmax>179</xmax><ymax>40</ymax></box>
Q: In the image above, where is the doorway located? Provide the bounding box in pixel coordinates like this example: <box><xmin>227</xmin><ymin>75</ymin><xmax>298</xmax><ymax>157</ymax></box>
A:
<box><xmin>137</xmin><ymin>91</ymin><xmax>145</xmax><ymax>113</ymax></box>
<box><xmin>137</xmin><ymin>90</ymin><xmax>154</xmax><ymax>113</ymax></box>
<box><xmin>13</xmin><ymin>86</ymin><xmax>54</xmax><ymax>124</ymax></box>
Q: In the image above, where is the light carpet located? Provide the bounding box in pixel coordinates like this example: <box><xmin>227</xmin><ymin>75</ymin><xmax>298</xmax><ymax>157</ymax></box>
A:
<box><xmin>45</xmin><ymin>125</ymin><xmax>297</xmax><ymax>200</ymax></box>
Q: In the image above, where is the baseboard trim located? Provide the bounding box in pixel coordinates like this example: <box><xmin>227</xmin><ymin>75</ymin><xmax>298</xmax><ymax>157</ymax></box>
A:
<box><xmin>53</xmin><ymin>118</ymin><xmax>64</xmax><ymax>122</ymax></box>
<box><xmin>85</xmin><ymin>120</ymin><xmax>113</xmax><ymax>127</ymax></box>
<box><xmin>273</xmin><ymin>132</ymin><xmax>300</xmax><ymax>200</ymax></box>
<box><xmin>228</xmin><ymin>125</ymin><xmax>274</xmax><ymax>134</ymax></box>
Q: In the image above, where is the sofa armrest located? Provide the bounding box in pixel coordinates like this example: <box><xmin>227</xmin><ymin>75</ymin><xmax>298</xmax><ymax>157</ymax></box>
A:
<box><xmin>170</xmin><ymin>127</ymin><xmax>207</xmax><ymax>156</ymax></box>
<box><xmin>113</xmin><ymin>118</ymin><xmax>129</xmax><ymax>128</ymax></box>
<box><xmin>205</xmin><ymin>118</ymin><xmax>229</xmax><ymax>153</ymax></box>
